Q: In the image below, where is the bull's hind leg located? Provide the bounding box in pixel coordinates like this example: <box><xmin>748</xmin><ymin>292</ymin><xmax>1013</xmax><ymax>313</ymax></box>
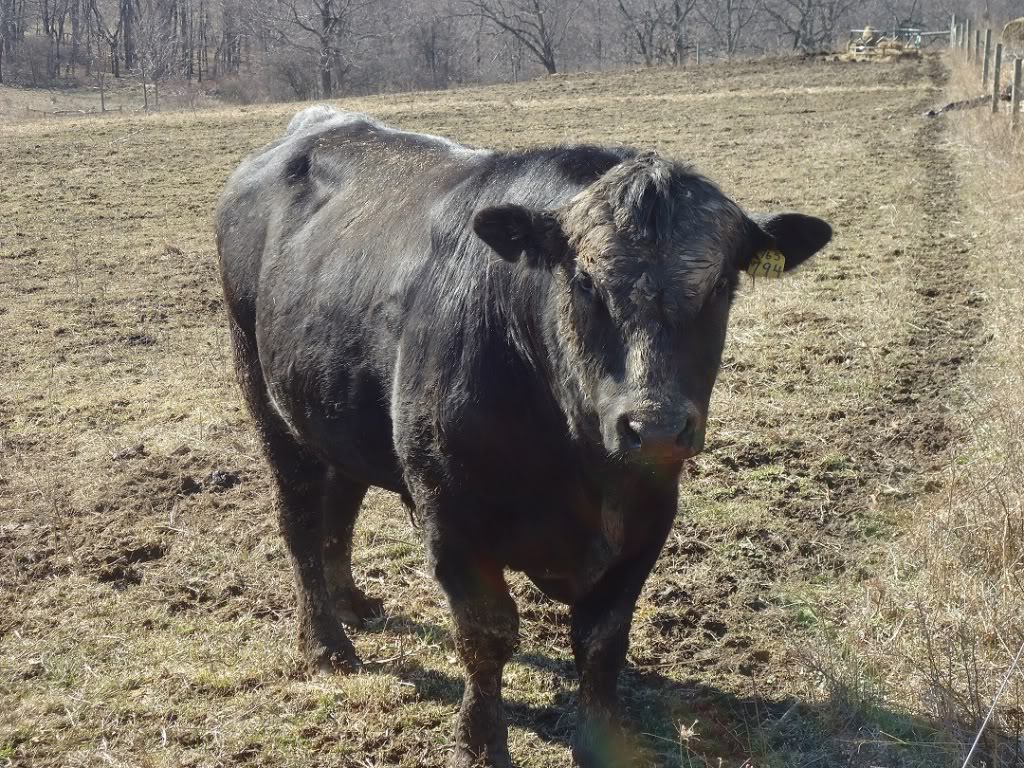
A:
<box><xmin>321</xmin><ymin>469</ymin><xmax>385</xmax><ymax>627</ymax></box>
<box><xmin>228</xmin><ymin>317</ymin><xmax>359</xmax><ymax>673</ymax></box>
<box><xmin>270</xmin><ymin>441</ymin><xmax>360</xmax><ymax>672</ymax></box>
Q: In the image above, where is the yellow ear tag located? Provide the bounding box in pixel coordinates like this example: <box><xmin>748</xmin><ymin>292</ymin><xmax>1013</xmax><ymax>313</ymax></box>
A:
<box><xmin>747</xmin><ymin>250</ymin><xmax>786</xmax><ymax>279</ymax></box>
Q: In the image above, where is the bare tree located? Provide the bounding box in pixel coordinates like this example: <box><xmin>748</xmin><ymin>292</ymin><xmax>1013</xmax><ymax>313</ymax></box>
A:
<box><xmin>618</xmin><ymin>0</ymin><xmax>663</xmax><ymax>64</ymax></box>
<box><xmin>41</xmin><ymin>0</ymin><xmax>75</xmax><ymax>80</ymax></box>
<box><xmin>816</xmin><ymin>0</ymin><xmax>859</xmax><ymax>47</ymax></box>
<box><xmin>69</xmin><ymin>0</ymin><xmax>84</xmax><ymax>75</ymax></box>
<box><xmin>138</xmin><ymin>0</ymin><xmax>180</xmax><ymax>108</ymax></box>
<box><xmin>0</xmin><ymin>0</ymin><xmax>11</xmax><ymax>82</ymax></box>
<box><xmin>876</xmin><ymin>0</ymin><xmax>924</xmax><ymax>27</ymax></box>
<box><xmin>121</xmin><ymin>0</ymin><xmax>138</xmax><ymax>69</ymax></box>
<box><xmin>463</xmin><ymin>0</ymin><xmax>581</xmax><ymax>74</ymax></box>
<box><xmin>697</xmin><ymin>0</ymin><xmax>760</xmax><ymax>55</ymax></box>
<box><xmin>763</xmin><ymin>0</ymin><xmax>818</xmax><ymax>49</ymax></box>
<box><xmin>91</xmin><ymin>0</ymin><xmax>125</xmax><ymax>75</ymax></box>
<box><xmin>275</xmin><ymin>0</ymin><xmax>377</xmax><ymax>97</ymax></box>
<box><xmin>665</xmin><ymin>0</ymin><xmax>699</xmax><ymax>63</ymax></box>
<box><xmin>762</xmin><ymin>0</ymin><xmax>857</xmax><ymax>49</ymax></box>
<box><xmin>412</xmin><ymin>13</ymin><xmax>458</xmax><ymax>88</ymax></box>
<box><xmin>618</xmin><ymin>0</ymin><xmax>697</xmax><ymax>65</ymax></box>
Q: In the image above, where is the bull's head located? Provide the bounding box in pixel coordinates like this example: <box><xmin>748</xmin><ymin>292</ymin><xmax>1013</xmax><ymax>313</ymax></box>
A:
<box><xmin>473</xmin><ymin>152</ymin><xmax>831</xmax><ymax>466</ymax></box>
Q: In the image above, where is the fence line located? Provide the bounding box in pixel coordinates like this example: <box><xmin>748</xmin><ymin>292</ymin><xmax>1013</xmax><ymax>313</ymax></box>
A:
<box><xmin>1013</xmin><ymin>59</ymin><xmax>1023</xmax><ymax>130</ymax></box>
<box><xmin>983</xmin><ymin>29</ymin><xmax>993</xmax><ymax>86</ymax></box>
<box><xmin>952</xmin><ymin>15</ymin><xmax>1022</xmax><ymax>129</ymax></box>
<box><xmin>993</xmin><ymin>43</ymin><xmax>1004</xmax><ymax>114</ymax></box>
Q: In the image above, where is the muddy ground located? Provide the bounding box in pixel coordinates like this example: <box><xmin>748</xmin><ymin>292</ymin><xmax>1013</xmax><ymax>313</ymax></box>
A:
<box><xmin>0</xmin><ymin>56</ymin><xmax>980</xmax><ymax>766</ymax></box>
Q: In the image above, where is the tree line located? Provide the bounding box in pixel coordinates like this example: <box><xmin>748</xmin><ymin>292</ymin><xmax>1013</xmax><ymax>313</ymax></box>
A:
<box><xmin>1</xmin><ymin>0</ymin><xmax>1021</xmax><ymax>103</ymax></box>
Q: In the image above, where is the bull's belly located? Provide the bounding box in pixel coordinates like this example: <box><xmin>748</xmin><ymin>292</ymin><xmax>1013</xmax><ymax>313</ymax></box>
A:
<box><xmin>308</xmin><ymin>415</ymin><xmax>406</xmax><ymax>492</ymax></box>
<box><xmin>266</xmin><ymin>379</ymin><xmax>407</xmax><ymax>493</ymax></box>
<box><xmin>502</xmin><ymin>515</ymin><xmax>621</xmax><ymax>605</ymax></box>
<box><xmin>517</xmin><ymin>541</ymin><xmax>618</xmax><ymax>605</ymax></box>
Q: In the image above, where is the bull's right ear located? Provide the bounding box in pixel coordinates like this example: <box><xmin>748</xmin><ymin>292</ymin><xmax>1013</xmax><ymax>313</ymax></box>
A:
<box><xmin>473</xmin><ymin>204</ymin><xmax>567</xmax><ymax>268</ymax></box>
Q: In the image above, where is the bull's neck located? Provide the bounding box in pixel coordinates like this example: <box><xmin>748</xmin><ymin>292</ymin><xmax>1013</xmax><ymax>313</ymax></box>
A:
<box><xmin>516</xmin><ymin>272</ymin><xmax>594</xmax><ymax>450</ymax></box>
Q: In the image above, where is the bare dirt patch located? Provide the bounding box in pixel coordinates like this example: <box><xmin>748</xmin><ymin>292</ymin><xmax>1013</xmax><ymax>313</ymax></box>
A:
<box><xmin>0</xmin><ymin>56</ymin><xmax>982</xmax><ymax>766</ymax></box>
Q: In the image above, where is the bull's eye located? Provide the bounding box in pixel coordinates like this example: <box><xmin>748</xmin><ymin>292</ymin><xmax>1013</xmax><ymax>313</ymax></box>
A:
<box><xmin>574</xmin><ymin>272</ymin><xmax>596</xmax><ymax>299</ymax></box>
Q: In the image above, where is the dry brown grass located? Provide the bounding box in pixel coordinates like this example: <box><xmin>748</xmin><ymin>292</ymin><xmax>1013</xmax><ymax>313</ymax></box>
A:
<box><xmin>810</xmin><ymin>53</ymin><xmax>1024</xmax><ymax>768</ymax></box>
<box><xmin>0</xmin><ymin>79</ymin><xmax>221</xmax><ymax>123</ymax></box>
<box><xmin>0</xmin><ymin>55</ymin><xmax>986</xmax><ymax>767</ymax></box>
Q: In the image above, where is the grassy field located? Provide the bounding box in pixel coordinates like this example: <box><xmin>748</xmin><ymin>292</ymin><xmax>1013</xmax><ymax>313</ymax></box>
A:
<box><xmin>0</xmin><ymin>55</ymin><xmax>995</xmax><ymax>767</ymax></box>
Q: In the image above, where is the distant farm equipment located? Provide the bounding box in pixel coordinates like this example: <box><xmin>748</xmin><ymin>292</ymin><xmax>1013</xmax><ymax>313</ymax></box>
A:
<box><xmin>843</xmin><ymin>25</ymin><xmax>948</xmax><ymax>60</ymax></box>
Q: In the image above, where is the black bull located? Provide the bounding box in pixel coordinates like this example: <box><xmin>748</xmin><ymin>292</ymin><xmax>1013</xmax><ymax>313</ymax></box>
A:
<box><xmin>215</xmin><ymin>105</ymin><xmax>832</xmax><ymax>767</ymax></box>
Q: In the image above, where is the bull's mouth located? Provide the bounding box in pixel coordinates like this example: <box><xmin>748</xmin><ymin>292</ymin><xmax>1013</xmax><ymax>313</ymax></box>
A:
<box><xmin>608</xmin><ymin>439</ymin><xmax>704</xmax><ymax>467</ymax></box>
<box><xmin>633</xmin><ymin>442</ymin><xmax>703</xmax><ymax>464</ymax></box>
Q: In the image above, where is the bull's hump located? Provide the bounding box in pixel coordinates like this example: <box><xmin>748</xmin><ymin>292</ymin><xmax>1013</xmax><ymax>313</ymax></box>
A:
<box><xmin>289</xmin><ymin>105</ymin><xmax>488</xmax><ymax>162</ymax></box>
<box><xmin>345</xmin><ymin>123</ymin><xmax>490</xmax><ymax>161</ymax></box>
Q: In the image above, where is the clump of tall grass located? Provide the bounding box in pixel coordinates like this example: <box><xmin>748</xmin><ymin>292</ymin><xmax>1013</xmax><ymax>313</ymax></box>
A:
<box><xmin>815</xmin><ymin>52</ymin><xmax>1024</xmax><ymax>767</ymax></box>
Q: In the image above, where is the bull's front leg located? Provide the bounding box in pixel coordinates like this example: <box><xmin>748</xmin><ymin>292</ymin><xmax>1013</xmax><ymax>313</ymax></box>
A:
<box><xmin>569</xmin><ymin>559</ymin><xmax>646</xmax><ymax>767</ymax></box>
<box><xmin>430</xmin><ymin>539</ymin><xmax>519</xmax><ymax>768</ymax></box>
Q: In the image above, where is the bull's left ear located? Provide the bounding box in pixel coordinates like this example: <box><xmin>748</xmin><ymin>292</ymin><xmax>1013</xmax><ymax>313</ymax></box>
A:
<box><xmin>745</xmin><ymin>212</ymin><xmax>832</xmax><ymax>272</ymax></box>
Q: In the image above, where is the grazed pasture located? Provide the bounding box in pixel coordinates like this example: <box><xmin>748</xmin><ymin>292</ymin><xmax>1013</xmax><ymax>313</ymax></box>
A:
<box><xmin>0</xmin><ymin>56</ymin><xmax>981</xmax><ymax>766</ymax></box>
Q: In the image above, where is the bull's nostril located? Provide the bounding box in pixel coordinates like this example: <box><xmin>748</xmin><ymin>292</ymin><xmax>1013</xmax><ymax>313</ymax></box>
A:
<box><xmin>617</xmin><ymin>416</ymin><xmax>643</xmax><ymax>450</ymax></box>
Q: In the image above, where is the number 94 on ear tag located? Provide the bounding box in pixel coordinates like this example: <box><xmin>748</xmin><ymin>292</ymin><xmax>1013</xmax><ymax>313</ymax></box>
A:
<box><xmin>747</xmin><ymin>250</ymin><xmax>785</xmax><ymax>279</ymax></box>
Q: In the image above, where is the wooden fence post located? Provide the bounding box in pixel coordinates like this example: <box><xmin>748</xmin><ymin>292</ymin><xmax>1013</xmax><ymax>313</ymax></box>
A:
<box><xmin>966</xmin><ymin>19</ymin><xmax>972</xmax><ymax>57</ymax></box>
<box><xmin>983</xmin><ymin>29</ymin><xmax>992</xmax><ymax>82</ymax></box>
<box><xmin>957</xmin><ymin>23</ymin><xmax>965</xmax><ymax>50</ymax></box>
<box><xmin>950</xmin><ymin>14</ymin><xmax>957</xmax><ymax>48</ymax></box>
<box><xmin>974</xmin><ymin>29</ymin><xmax>982</xmax><ymax>63</ymax></box>
<box><xmin>993</xmin><ymin>43</ymin><xmax>1003</xmax><ymax>113</ymax></box>
<box><xmin>1013</xmin><ymin>59</ymin><xmax>1023</xmax><ymax>129</ymax></box>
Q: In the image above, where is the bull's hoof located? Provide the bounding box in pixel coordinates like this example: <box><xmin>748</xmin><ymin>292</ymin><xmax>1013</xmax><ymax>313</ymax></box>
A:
<box><xmin>336</xmin><ymin>588</ymin><xmax>385</xmax><ymax>628</ymax></box>
<box><xmin>450</xmin><ymin>747</ymin><xmax>512</xmax><ymax>768</ymax></box>
<box><xmin>573</xmin><ymin>718</ymin><xmax>629</xmax><ymax>767</ymax></box>
<box><xmin>301</xmin><ymin>635</ymin><xmax>361</xmax><ymax>675</ymax></box>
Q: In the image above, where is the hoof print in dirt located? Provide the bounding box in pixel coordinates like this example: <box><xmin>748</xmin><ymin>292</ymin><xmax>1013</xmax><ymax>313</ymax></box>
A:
<box><xmin>94</xmin><ymin>542</ymin><xmax>166</xmax><ymax>590</ymax></box>
<box><xmin>179</xmin><ymin>475</ymin><xmax>203</xmax><ymax>496</ymax></box>
<box><xmin>178</xmin><ymin>470</ymin><xmax>241</xmax><ymax>496</ymax></box>
<box><xmin>97</xmin><ymin>563</ymin><xmax>143</xmax><ymax>589</ymax></box>
<box><xmin>112</xmin><ymin>443</ymin><xmax>148</xmax><ymax>461</ymax></box>
<box><xmin>206</xmin><ymin>469</ymin><xmax>241</xmax><ymax>491</ymax></box>
<box><xmin>739</xmin><ymin>649</ymin><xmax>772</xmax><ymax>675</ymax></box>
<box><xmin>124</xmin><ymin>333</ymin><xmax>157</xmax><ymax>347</ymax></box>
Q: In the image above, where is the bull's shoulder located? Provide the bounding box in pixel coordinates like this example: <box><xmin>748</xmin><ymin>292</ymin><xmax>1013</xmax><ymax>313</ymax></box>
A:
<box><xmin>503</xmin><ymin>145</ymin><xmax>637</xmax><ymax>187</ymax></box>
<box><xmin>215</xmin><ymin>109</ymin><xmax>368</xmax><ymax>224</ymax></box>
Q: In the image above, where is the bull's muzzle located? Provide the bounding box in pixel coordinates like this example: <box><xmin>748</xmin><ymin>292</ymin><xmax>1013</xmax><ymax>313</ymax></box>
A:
<box><xmin>614</xmin><ymin>411</ymin><xmax>705</xmax><ymax>462</ymax></box>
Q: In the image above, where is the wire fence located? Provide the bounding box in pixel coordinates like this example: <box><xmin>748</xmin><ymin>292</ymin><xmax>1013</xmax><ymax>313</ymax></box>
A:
<box><xmin>951</xmin><ymin>14</ymin><xmax>1023</xmax><ymax>129</ymax></box>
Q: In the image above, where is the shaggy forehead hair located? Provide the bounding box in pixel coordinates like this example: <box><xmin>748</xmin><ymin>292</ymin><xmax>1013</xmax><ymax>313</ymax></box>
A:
<box><xmin>558</xmin><ymin>152</ymin><xmax>747</xmax><ymax>301</ymax></box>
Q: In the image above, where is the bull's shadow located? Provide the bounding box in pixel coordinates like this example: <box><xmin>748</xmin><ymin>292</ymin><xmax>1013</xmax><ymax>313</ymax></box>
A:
<box><xmin>361</xmin><ymin>616</ymin><xmax>950</xmax><ymax>767</ymax></box>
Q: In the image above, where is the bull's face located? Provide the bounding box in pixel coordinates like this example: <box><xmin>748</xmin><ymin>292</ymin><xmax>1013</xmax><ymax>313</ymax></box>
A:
<box><xmin>474</xmin><ymin>153</ymin><xmax>831</xmax><ymax>466</ymax></box>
